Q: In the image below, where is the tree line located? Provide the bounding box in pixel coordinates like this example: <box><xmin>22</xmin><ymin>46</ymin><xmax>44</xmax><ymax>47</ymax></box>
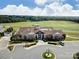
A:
<box><xmin>0</xmin><ymin>15</ymin><xmax>79</xmax><ymax>23</ymax></box>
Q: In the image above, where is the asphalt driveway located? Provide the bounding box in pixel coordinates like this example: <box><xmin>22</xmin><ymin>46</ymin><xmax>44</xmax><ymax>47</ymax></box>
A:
<box><xmin>0</xmin><ymin>40</ymin><xmax>79</xmax><ymax>59</ymax></box>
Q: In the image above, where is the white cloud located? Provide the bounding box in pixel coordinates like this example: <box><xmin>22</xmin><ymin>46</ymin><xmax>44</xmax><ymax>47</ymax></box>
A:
<box><xmin>0</xmin><ymin>1</ymin><xmax>79</xmax><ymax>16</ymax></box>
<box><xmin>34</xmin><ymin>0</ymin><xmax>65</xmax><ymax>6</ymax></box>
<box><xmin>35</xmin><ymin>0</ymin><xmax>47</xmax><ymax>6</ymax></box>
<box><xmin>0</xmin><ymin>4</ymin><xmax>42</xmax><ymax>15</ymax></box>
<box><xmin>40</xmin><ymin>2</ymin><xmax>79</xmax><ymax>16</ymax></box>
<box><xmin>32</xmin><ymin>7</ymin><xmax>42</xmax><ymax>16</ymax></box>
<box><xmin>0</xmin><ymin>4</ymin><xmax>32</xmax><ymax>15</ymax></box>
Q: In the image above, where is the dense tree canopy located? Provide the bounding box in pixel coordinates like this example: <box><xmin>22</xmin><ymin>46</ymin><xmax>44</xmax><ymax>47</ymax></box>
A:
<box><xmin>0</xmin><ymin>15</ymin><xmax>79</xmax><ymax>23</ymax></box>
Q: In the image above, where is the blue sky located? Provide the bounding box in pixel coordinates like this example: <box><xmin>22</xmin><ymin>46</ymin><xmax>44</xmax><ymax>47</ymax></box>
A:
<box><xmin>0</xmin><ymin>0</ymin><xmax>78</xmax><ymax>9</ymax></box>
<box><xmin>0</xmin><ymin>0</ymin><xmax>36</xmax><ymax>9</ymax></box>
<box><xmin>0</xmin><ymin>0</ymin><xmax>79</xmax><ymax>16</ymax></box>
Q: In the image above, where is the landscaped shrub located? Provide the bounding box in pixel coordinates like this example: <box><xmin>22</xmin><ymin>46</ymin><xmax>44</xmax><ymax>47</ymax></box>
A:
<box><xmin>10</xmin><ymin>34</ymin><xmax>38</xmax><ymax>44</ymax></box>
<box><xmin>48</xmin><ymin>41</ymin><xmax>58</xmax><ymax>45</ymax></box>
<box><xmin>58</xmin><ymin>41</ymin><xmax>64</xmax><ymax>46</ymax></box>
<box><xmin>45</xmin><ymin>35</ymin><xmax>52</xmax><ymax>41</ymax></box>
<box><xmin>5</xmin><ymin>27</ymin><xmax>13</xmax><ymax>33</ymax></box>
<box><xmin>73</xmin><ymin>52</ymin><xmax>79</xmax><ymax>59</ymax></box>
<box><xmin>42</xmin><ymin>49</ymin><xmax>55</xmax><ymax>59</ymax></box>
<box><xmin>62</xmin><ymin>34</ymin><xmax>66</xmax><ymax>40</ymax></box>
<box><xmin>23</xmin><ymin>41</ymin><xmax>37</xmax><ymax>47</ymax></box>
<box><xmin>10</xmin><ymin>35</ymin><xmax>16</xmax><ymax>41</ymax></box>
<box><xmin>0</xmin><ymin>32</ymin><xmax>4</xmax><ymax>37</ymax></box>
<box><xmin>7</xmin><ymin>45</ymin><xmax>14</xmax><ymax>51</ymax></box>
<box><xmin>10</xmin><ymin>34</ymin><xmax>22</xmax><ymax>41</ymax></box>
<box><xmin>53</xmin><ymin>34</ymin><xmax>65</xmax><ymax>41</ymax></box>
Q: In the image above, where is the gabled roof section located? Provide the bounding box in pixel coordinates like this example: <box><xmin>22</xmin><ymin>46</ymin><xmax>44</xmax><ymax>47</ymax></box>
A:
<box><xmin>15</xmin><ymin>26</ymin><xmax>63</xmax><ymax>35</ymax></box>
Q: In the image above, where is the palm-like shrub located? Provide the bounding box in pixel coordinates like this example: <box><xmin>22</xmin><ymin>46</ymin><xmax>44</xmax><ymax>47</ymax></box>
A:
<box><xmin>42</xmin><ymin>49</ymin><xmax>55</xmax><ymax>59</ymax></box>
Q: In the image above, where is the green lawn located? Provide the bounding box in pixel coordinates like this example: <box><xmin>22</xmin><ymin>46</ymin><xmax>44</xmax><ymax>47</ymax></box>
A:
<box><xmin>2</xmin><ymin>21</ymin><xmax>79</xmax><ymax>31</ymax></box>
<box><xmin>2</xmin><ymin>21</ymin><xmax>79</xmax><ymax>41</ymax></box>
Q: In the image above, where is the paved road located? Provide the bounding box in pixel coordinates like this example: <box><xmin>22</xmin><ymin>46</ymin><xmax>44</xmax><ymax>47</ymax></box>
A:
<box><xmin>0</xmin><ymin>40</ymin><xmax>79</xmax><ymax>59</ymax></box>
<box><xmin>0</xmin><ymin>36</ymin><xmax>11</xmax><ymax>59</ymax></box>
<box><xmin>0</xmin><ymin>36</ymin><xmax>10</xmax><ymax>50</ymax></box>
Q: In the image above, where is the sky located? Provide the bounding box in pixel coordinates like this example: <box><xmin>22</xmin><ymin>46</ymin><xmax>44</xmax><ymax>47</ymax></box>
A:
<box><xmin>0</xmin><ymin>0</ymin><xmax>79</xmax><ymax>16</ymax></box>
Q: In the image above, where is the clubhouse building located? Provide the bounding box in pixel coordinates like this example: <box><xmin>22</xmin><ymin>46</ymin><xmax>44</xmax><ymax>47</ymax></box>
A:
<box><xmin>11</xmin><ymin>26</ymin><xmax>66</xmax><ymax>41</ymax></box>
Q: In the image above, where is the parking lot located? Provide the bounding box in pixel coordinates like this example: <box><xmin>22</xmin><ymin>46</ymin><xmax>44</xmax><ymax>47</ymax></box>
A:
<box><xmin>0</xmin><ymin>36</ymin><xmax>79</xmax><ymax>59</ymax></box>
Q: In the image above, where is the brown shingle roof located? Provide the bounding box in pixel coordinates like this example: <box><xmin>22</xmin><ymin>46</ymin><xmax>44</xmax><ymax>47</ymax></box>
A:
<box><xmin>15</xmin><ymin>27</ymin><xmax>63</xmax><ymax>35</ymax></box>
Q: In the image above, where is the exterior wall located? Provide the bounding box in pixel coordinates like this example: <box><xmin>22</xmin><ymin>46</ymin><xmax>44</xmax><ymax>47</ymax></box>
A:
<box><xmin>11</xmin><ymin>33</ymin><xmax>65</xmax><ymax>41</ymax></box>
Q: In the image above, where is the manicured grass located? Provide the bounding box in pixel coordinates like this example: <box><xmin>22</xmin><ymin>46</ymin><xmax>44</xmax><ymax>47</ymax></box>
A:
<box><xmin>65</xmin><ymin>31</ymin><xmax>79</xmax><ymax>41</ymax></box>
<box><xmin>2</xmin><ymin>21</ymin><xmax>79</xmax><ymax>31</ymax></box>
<box><xmin>2</xmin><ymin>21</ymin><xmax>79</xmax><ymax>41</ymax></box>
<box><xmin>65</xmin><ymin>37</ymin><xmax>79</xmax><ymax>41</ymax></box>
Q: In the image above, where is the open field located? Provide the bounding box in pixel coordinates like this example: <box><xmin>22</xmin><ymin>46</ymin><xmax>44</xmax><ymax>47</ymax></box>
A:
<box><xmin>1</xmin><ymin>21</ymin><xmax>79</xmax><ymax>41</ymax></box>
